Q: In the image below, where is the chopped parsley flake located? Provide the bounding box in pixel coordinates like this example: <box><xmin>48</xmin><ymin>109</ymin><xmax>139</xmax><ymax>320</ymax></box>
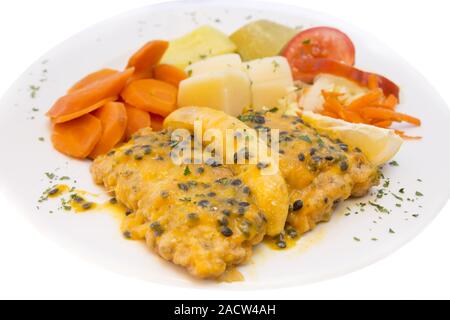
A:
<box><xmin>184</xmin><ymin>166</ymin><xmax>191</xmax><ymax>176</ymax></box>
<box><xmin>389</xmin><ymin>161</ymin><xmax>399</xmax><ymax>167</ymax></box>
<box><xmin>29</xmin><ymin>85</ymin><xmax>40</xmax><ymax>98</ymax></box>
<box><xmin>45</xmin><ymin>172</ymin><xmax>56</xmax><ymax>180</ymax></box>
<box><xmin>391</xmin><ymin>193</ymin><xmax>404</xmax><ymax>201</ymax></box>
<box><xmin>368</xmin><ymin>201</ymin><xmax>390</xmax><ymax>214</ymax></box>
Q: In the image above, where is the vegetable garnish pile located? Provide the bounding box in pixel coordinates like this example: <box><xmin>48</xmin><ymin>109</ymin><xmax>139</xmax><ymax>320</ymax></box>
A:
<box><xmin>45</xmin><ymin>20</ymin><xmax>421</xmax><ymax>160</ymax></box>
<box><xmin>318</xmin><ymin>79</ymin><xmax>421</xmax><ymax>140</ymax></box>
<box><xmin>46</xmin><ymin>40</ymin><xmax>185</xmax><ymax>159</ymax></box>
<box><xmin>281</xmin><ymin>26</ymin><xmax>421</xmax><ymax>139</ymax></box>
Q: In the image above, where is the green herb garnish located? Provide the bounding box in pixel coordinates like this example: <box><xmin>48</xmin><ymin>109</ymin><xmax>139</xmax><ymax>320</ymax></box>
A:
<box><xmin>30</xmin><ymin>85</ymin><xmax>40</xmax><ymax>98</ymax></box>
<box><xmin>45</xmin><ymin>172</ymin><xmax>56</xmax><ymax>180</ymax></box>
<box><xmin>389</xmin><ymin>161</ymin><xmax>399</xmax><ymax>167</ymax></box>
<box><xmin>368</xmin><ymin>201</ymin><xmax>390</xmax><ymax>214</ymax></box>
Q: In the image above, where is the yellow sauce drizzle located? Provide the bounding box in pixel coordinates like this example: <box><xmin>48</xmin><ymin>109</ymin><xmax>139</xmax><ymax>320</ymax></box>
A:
<box><xmin>47</xmin><ymin>184</ymin><xmax>71</xmax><ymax>198</ymax></box>
<box><xmin>264</xmin><ymin>234</ymin><xmax>299</xmax><ymax>251</ymax></box>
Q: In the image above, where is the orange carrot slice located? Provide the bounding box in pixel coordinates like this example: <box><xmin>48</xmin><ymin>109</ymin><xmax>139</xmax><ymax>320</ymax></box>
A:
<box><xmin>153</xmin><ymin>64</ymin><xmax>188</xmax><ymax>87</ymax></box>
<box><xmin>124</xmin><ymin>104</ymin><xmax>151</xmax><ymax>139</ymax></box>
<box><xmin>51</xmin><ymin>114</ymin><xmax>102</xmax><ymax>159</ymax></box>
<box><xmin>89</xmin><ymin>102</ymin><xmax>128</xmax><ymax>159</ymax></box>
<box><xmin>47</xmin><ymin>68</ymin><xmax>134</xmax><ymax>123</ymax></box>
<box><xmin>361</xmin><ymin>107</ymin><xmax>421</xmax><ymax>126</ymax></box>
<box><xmin>318</xmin><ymin>88</ymin><xmax>421</xmax><ymax>138</ymax></box>
<box><xmin>323</xmin><ymin>99</ymin><xmax>345</xmax><ymax>118</ymax></box>
<box><xmin>127</xmin><ymin>40</ymin><xmax>169</xmax><ymax>79</ymax></box>
<box><xmin>395</xmin><ymin>130</ymin><xmax>422</xmax><ymax>140</ymax></box>
<box><xmin>360</xmin><ymin>107</ymin><xmax>401</xmax><ymax>122</ymax></box>
<box><xmin>368</xmin><ymin>74</ymin><xmax>379</xmax><ymax>90</ymax></box>
<box><xmin>347</xmin><ymin>90</ymin><xmax>383</xmax><ymax>112</ymax></box>
<box><xmin>319</xmin><ymin>110</ymin><xmax>339</xmax><ymax>119</ymax></box>
<box><xmin>68</xmin><ymin>69</ymin><xmax>118</xmax><ymax>94</ymax></box>
<box><xmin>150</xmin><ymin>113</ymin><xmax>164</xmax><ymax>131</ymax></box>
<box><xmin>396</xmin><ymin>112</ymin><xmax>421</xmax><ymax>126</ymax></box>
<box><xmin>381</xmin><ymin>94</ymin><xmax>398</xmax><ymax>109</ymax></box>
<box><xmin>121</xmin><ymin>79</ymin><xmax>177</xmax><ymax>117</ymax></box>
<box><xmin>372</xmin><ymin>120</ymin><xmax>393</xmax><ymax>128</ymax></box>
<box><xmin>342</xmin><ymin>109</ymin><xmax>364</xmax><ymax>123</ymax></box>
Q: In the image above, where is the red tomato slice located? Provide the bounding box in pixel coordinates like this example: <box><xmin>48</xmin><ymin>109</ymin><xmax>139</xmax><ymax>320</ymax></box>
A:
<box><xmin>282</xmin><ymin>27</ymin><xmax>356</xmax><ymax>82</ymax></box>
<box><xmin>292</xmin><ymin>58</ymin><xmax>400</xmax><ymax>99</ymax></box>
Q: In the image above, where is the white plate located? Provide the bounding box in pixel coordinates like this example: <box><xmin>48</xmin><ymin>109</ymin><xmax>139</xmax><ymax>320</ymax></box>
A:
<box><xmin>0</xmin><ymin>0</ymin><xmax>449</xmax><ymax>289</ymax></box>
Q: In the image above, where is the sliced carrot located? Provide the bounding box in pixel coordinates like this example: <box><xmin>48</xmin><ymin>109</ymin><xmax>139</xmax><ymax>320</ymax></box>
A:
<box><xmin>318</xmin><ymin>87</ymin><xmax>421</xmax><ymax>139</ymax></box>
<box><xmin>395</xmin><ymin>130</ymin><xmax>422</xmax><ymax>140</ymax></box>
<box><xmin>397</xmin><ymin>112</ymin><xmax>421</xmax><ymax>126</ymax></box>
<box><xmin>127</xmin><ymin>40</ymin><xmax>169</xmax><ymax>79</ymax></box>
<box><xmin>89</xmin><ymin>102</ymin><xmax>128</xmax><ymax>159</ymax></box>
<box><xmin>368</xmin><ymin>74</ymin><xmax>379</xmax><ymax>90</ymax></box>
<box><xmin>51</xmin><ymin>114</ymin><xmax>102</xmax><ymax>159</ymax></box>
<box><xmin>319</xmin><ymin>110</ymin><xmax>339</xmax><ymax>119</ymax></box>
<box><xmin>322</xmin><ymin>91</ymin><xmax>345</xmax><ymax>118</ymax></box>
<box><xmin>372</xmin><ymin>120</ymin><xmax>393</xmax><ymax>128</ymax></box>
<box><xmin>153</xmin><ymin>64</ymin><xmax>188</xmax><ymax>87</ymax></box>
<box><xmin>360</xmin><ymin>107</ymin><xmax>401</xmax><ymax>122</ymax></box>
<box><xmin>381</xmin><ymin>94</ymin><xmax>398</xmax><ymax>109</ymax></box>
<box><xmin>47</xmin><ymin>68</ymin><xmax>134</xmax><ymax>123</ymax></box>
<box><xmin>54</xmin><ymin>96</ymin><xmax>118</xmax><ymax>124</ymax></box>
<box><xmin>361</xmin><ymin>107</ymin><xmax>421</xmax><ymax>126</ymax></box>
<box><xmin>68</xmin><ymin>69</ymin><xmax>118</xmax><ymax>93</ymax></box>
<box><xmin>347</xmin><ymin>90</ymin><xmax>383</xmax><ymax>112</ymax></box>
<box><xmin>124</xmin><ymin>104</ymin><xmax>151</xmax><ymax>139</ymax></box>
<box><xmin>342</xmin><ymin>109</ymin><xmax>364</xmax><ymax>123</ymax></box>
<box><xmin>150</xmin><ymin>113</ymin><xmax>164</xmax><ymax>131</ymax></box>
<box><xmin>121</xmin><ymin>79</ymin><xmax>177</xmax><ymax>117</ymax></box>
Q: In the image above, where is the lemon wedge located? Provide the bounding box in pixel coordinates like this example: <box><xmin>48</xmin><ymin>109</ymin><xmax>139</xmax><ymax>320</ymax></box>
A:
<box><xmin>300</xmin><ymin>111</ymin><xmax>403</xmax><ymax>166</ymax></box>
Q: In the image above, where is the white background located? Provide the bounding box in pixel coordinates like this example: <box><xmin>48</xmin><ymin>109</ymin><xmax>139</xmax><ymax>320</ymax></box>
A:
<box><xmin>0</xmin><ymin>0</ymin><xmax>449</xmax><ymax>300</ymax></box>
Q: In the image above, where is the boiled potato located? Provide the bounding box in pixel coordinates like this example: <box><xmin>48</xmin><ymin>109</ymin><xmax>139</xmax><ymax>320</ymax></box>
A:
<box><xmin>178</xmin><ymin>70</ymin><xmax>251</xmax><ymax>117</ymax></box>
<box><xmin>230</xmin><ymin>20</ymin><xmax>297</xmax><ymax>61</ymax></box>
<box><xmin>162</xmin><ymin>26</ymin><xmax>237</xmax><ymax>69</ymax></box>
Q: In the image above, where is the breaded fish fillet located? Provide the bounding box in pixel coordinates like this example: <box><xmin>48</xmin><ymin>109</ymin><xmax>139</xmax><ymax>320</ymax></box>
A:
<box><xmin>91</xmin><ymin>128</ymin><xmax>287</xmax><ymax>279</ymax></box>
<box><xmin>165</xmin><ymin>107</ymin><xmax>379</xmax><ymax>236</ymax></box>
<box><xmin>240</xmin><ymin>110</ymin><xmax>380</xmax><ymax>234</ymax></box>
